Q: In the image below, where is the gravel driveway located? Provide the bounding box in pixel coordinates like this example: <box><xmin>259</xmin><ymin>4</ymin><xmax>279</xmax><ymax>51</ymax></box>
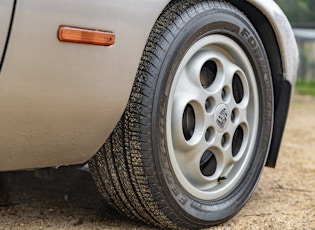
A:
<box><xmin>0</xmin><ymin>95</ymin><xmax>314</xmax><ymax>229</ymax></box>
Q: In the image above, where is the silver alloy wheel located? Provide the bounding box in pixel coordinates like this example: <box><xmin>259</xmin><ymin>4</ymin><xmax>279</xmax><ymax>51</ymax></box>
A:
<box><xmin>167</xmin><ymin>35</ymin><xmax>259</xmax><ymax>200</ymax></box>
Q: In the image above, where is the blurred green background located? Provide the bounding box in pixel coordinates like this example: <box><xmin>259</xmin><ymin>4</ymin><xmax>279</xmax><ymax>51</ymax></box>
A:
<box><xmin>275</xmin><ymin>0</ymin><xmax>315</xmax><ymax>96</ymax></box>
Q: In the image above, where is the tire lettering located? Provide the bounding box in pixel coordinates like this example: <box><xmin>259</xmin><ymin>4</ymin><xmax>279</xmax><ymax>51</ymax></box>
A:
<box><xmin>241</xmin><ymin>27</ymin><xmax>250</xmax><ymax>37</ymax></box>
<box><xmin>241</xmin><ymin>28</ymin><xmax>257</xmax><ymax>48</ymax></box>
<box><xmin>240</xmin><ymin>27</ymin><xmax>268</xmax><ymax>70</ymax></box>
<box><xmin>159</xmin><ymin>117</ymin><xmax>164</xmax><ymax>134</ymax></box>
<box><xmin>159</xmin><ymin>136</ymin><xmax>170</xmax><ymax>171</ymax></box>
<box><xmin>179</xmin><ymin>197</ymin><xmax>187</xmax><ymax>206</ymax></box>
<box><xmin>159</xmin><ymin>102</ymin><xmax>166</xmax><ymax>134</ymax></box>
<box><xmin>159</xmin><ymin>137</ymin><xmax>167</xmax><ymax>154</ymax></box>
<box><xmin>161</xmin><ymin>155</ymin><xmax>169</xmax><ymax>170</ymax></box>
<box><xmin>248</xmin><ymin>37</ymin><xmax>257</xmax><ymax>48</ymax></box>
<box><xmin>159</xmin><ymin>102</ymin><xmax>166</xmax><ymax>116</ymax></box>
<box><xmin>171</xmin><ymin>185</ymin><xmax>180</xmax><ymax>196</ymax></box>
<box><xmin>171</xmin><ymin>185</ymin><xmax>188</xmax><ymax>206</ymax></box>
<box><xmin>253</xmin><ymin>46</ymin><xmax>261</xmax><ymax>57</ymax></box>
<box><xmin>166</xmin><ymin>172</ymin><xmax>175</xmax><ymax>184</ymax></box>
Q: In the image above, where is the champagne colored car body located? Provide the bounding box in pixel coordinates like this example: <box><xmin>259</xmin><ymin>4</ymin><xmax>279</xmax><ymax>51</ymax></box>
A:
<box><xmin>0</xmin><ymin>0</ymin><xmax>298</xmax><ymax>171</ymax></box>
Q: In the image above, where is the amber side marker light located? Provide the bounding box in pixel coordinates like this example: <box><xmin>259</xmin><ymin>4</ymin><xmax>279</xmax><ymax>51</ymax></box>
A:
<box><xmin>58</xmin><ymin>26</ymin><xmax>115</xmax><ymax>46</ymax></box>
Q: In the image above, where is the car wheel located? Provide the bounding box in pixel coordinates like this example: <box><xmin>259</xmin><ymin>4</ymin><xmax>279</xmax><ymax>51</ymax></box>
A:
<box><xmin>89</xmin><ymin>1</ymin><xmax>273</xmax><ymax>229</ymax></box>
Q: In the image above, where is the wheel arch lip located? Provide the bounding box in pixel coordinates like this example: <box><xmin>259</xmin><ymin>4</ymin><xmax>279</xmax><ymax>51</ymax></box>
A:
<box><xmin>244</xmin><ymin>0</ymin><xmax>299</xmax><ymax>85</ymax></box>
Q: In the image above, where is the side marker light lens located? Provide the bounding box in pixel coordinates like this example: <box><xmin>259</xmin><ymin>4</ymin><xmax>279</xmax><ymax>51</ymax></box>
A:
<box><xmin>58</xmin><ymin>26</ymin><xmax>115</xmax><ymax>46</ymax></box>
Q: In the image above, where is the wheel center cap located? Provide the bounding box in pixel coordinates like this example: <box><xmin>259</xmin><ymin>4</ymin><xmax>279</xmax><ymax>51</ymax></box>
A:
<box><xmin>214</xmin><ymin>104</ymin><xmax>230</xmax><ymax>133</ymax></box>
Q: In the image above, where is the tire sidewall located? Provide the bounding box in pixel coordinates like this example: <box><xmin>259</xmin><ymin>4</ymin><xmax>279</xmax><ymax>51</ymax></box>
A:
<box><xmin>151</xmin><ymin>6</ymin><xmax>273</xmax><ymax>224</ymax></box>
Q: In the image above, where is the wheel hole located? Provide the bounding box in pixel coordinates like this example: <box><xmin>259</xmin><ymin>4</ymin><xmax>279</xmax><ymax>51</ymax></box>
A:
<box><xmin>232</xmin><ymin>126</ymin><xmax>244</xmax><ymax>157</ymax></box>
<box><xmin>231</xmin><ymin>108</ymin><xmax>239</xmax><ymax>124</ymax></box>
<box><xmin>182</xmin><ymin>104</ymin><xmax>196</xmax><ymax>141</ymax></box>
<box><xmin>221</xmin><ymin>133</ymin><xmax>230</xmax><ymax>148</ymax></box>
<box><xmin>232</xmin><ymin>73</ymin><xmax>244</xmax><ymax>104</ymax></box>
<box><xmin>200</xmin><ymin>60</ymin><xmax>217</xmax><ymax>89</ymax></box>
<box><xmin>221</xmin><ymin>86</ymin><xmax>230</xmax><ymax>102</ymax></box>
<box><xmin>205</xmin><ymin>127</ymin><xmax>215</xmax><ymax>142</ymax></box>
<box><xmin>200</xmin><ymin>150</ymin><xmax>217</xmax><ymax>177</ymax></box>
<box><xmin>205</xmin><ymin>97</ymin><xmax>215</xmax><ymax>113</ymax></box>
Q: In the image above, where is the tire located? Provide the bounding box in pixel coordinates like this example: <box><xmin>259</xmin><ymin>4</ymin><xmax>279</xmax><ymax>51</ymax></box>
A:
<box><xmin>89</xmin><ymin>1</ymin><xmax>273</xmax><ymax>229</ymax></box>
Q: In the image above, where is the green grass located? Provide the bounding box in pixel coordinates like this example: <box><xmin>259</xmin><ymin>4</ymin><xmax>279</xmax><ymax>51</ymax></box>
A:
<box><xmin>295</xmin><ymin>80</ymin><xmax>315</xmax><ymax>96</ymax></box>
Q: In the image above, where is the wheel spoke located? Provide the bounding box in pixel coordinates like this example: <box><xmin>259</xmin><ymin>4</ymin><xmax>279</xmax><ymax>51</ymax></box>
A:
<box><xmin>220</xmin><ymin>57</ymin><xmax>240</xmax><ymax>87</ymax></box>
<box><xmin>173</xmin><ymin>138</ymin><xmax>218</xmax><ymax>187</ymax></box>
<box><xmin>173</xmin><ymin>68</ymin><xmax>205</xmax><ymax>104</ymax></box>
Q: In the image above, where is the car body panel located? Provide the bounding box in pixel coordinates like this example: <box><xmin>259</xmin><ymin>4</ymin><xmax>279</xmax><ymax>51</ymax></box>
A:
<box><xmin>0</xmin><ymin>0</ymin><xmax>168</xmax><ymax>170</ymax></box>
<box><xmin>0</xmin><ymin>0</ymin><xmax>14</xmax><ymax>67</ymax></box>
<box><xmin>0</xmin><ymin>0</ymin><xmax>298</xmax><ymax>171</ymax></box>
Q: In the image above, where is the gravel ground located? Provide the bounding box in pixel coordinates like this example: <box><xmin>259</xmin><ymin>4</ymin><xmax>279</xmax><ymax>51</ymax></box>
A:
<box><xmin>0</xmin><ymin>94</ymin><xmax>314</xmax><ymax>229</ymax></box>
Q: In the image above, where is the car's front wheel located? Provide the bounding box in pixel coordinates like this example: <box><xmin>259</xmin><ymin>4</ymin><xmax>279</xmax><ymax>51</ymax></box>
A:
<box><xmin>89</xmin><ymin>1</ymin><xmax>273</xmax><ymax>229</ymax></box>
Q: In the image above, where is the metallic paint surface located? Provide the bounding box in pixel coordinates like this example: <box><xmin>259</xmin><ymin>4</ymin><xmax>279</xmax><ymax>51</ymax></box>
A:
<box><xmin>0</xmin><ymin>0</ymin><xmax>298</xmax><ymax>171</ymax></box>
<box><xmin>0</xmin><ymin>0</ymin><xmax>168</xmax><ymax>170</ymax></box>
